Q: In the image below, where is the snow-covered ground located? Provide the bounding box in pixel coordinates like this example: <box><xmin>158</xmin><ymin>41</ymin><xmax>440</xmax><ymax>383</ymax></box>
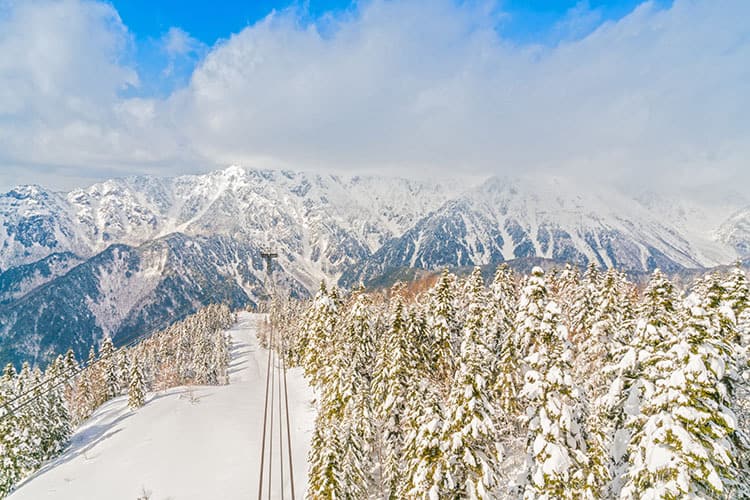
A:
<box><xmin>9</xmin><ymin>312</ymin><xmax>315</xmax><ymax>500</ymax></box>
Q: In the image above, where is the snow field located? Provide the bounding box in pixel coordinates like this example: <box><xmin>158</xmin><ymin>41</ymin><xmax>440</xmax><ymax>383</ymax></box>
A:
<box><xmin>9</xmin><ymin>312</ymin><xmax>315</xmax><ymax>500</ymax></box>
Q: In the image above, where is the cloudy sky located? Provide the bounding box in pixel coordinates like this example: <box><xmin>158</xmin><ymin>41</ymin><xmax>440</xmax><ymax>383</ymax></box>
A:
<box><xmin>0</xmin><ymin>0</ymin><xmax>747</xmax><ymax>192</ymax></box>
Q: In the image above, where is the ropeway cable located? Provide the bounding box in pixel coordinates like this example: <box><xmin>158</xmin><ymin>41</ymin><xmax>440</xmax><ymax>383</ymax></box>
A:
<box><xmin>267</xmin><ymin>330</ymin><xmax>276</xmax><ymax>500</ymax></box>
<box><xmin>282</xmin><ymin>332</ymin><xmax>296</xmax><ymax>500</ymax></box>
<box><xmin>0</xmin><ymin>326</ymin><xmax>172</xmax><ymax>421</ymax></box>
<box><xmin>277</xmin><ymin>333</ymin><xmax>286</xmax><ymax>500</ymax></box>
<box><xmin>256</xmin><ymin>314</ymin><xmax>297</xmax><ymax>500</ymax></box>
<box><xmin>257</xmin><ymin>322</ymin><xmax>273</xmax><ymax>500</ymax></box>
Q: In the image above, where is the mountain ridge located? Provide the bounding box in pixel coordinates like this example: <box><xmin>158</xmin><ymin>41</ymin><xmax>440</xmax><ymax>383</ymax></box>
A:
<box><xmin>1</xmin><ymin>165</ymin><xmax>748</xmax><ymax>366</ymax></box>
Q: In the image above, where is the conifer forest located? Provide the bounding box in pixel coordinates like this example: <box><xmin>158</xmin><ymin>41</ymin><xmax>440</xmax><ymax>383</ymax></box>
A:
<box><xmin>2</xmin><ymin>263</ymin><xmax>749</xmax><ymax>499</ymax></box>
<box><xmin>272</xmin><ymin>264</ymin><xmax>750</xmax><ymax>499</ymax></box>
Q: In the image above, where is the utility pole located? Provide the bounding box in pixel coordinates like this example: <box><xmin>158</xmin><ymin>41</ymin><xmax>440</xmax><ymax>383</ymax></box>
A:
<box><xmin>260</xmin><ymin>250</ymin><xmax>278</xmax><ymax>307</ymax></box>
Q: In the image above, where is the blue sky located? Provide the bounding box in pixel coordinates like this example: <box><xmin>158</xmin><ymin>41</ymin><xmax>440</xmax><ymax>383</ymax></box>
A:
<box><xmin>1</xmin><ymin>0</ymin><xmax>747</xmax><ymax>192</ymax></box>
<box><xmin>113</xmin><ymin>0</ymin><xmax>672</xmax><ymax>97</ymax></box>
<box><xmin>112</xmin><ymin>1</ymin><xmax>671</xmax><ymax>46</ymax></box>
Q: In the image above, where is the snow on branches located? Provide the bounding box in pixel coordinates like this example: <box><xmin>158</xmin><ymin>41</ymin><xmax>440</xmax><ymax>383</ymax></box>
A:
<box><xmin>276</xmin><ymin>264</ymin><xmax>750</xmax><ymax>499</ymax></box>
<box><xmin>0</xmin><ymin>304</ymin><xmax>235</xmax><ymax>499</ymax></box>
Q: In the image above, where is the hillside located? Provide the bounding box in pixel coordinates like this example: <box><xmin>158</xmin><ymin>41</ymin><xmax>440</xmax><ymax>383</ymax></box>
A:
<box><xmin>2</xmin><ymin>166</ymin><xmax>749</xmax><ymax>366</ymax></box>
<box><xmin>8</xmin><ymin>313</ymin><xmax>315</xmax><ymax>500</ymax></box>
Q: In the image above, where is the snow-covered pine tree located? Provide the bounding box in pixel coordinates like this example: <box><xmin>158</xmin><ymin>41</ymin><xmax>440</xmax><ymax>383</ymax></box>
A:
<box><xmin>576</xmin><ymin>268</ymin><xmax>635</xmax><ymax>496</ymax></box>
<box><xmin>407</xmin><ymin>307</ymin><xmax>431</xmax><ymax>375</ymax></box>
<box><xmin>516</xmin><ymin>265</ymin><xmax>552</xmax><ymax>361</ymax></box>
<box><xmin>568</xmin><ymin>263</ymin><xmax>600</xmax><ymax>348</ymax></box>
<box><xmin>658</xmin><ymin>289</ymin><xmax>746</xmax><ymax>497</ymax></box>
<box><xmin>307</xmin><ymin>415</ymin><xmax>347</xmax><ymax>499</ymax></box>
<box><xmin>0</xmin><ymin>364</ymin><xmax>29</xmax><ymax>497</ymax></box>
<box><xmin>425</xmin><ymin>269</ymin><xmax>459</xmax><ymax>396</ymax></box>
<box><xmin>403</xmin><ymin>380</ymin><xmax>449</xmax><ymax>500</ymax></box>
<box><xmin>551</xmin><ymin>264</ymin><xmax>581</xmax><ymax>325</ymax></box>
<box><xmin>328</xmin><ymin>299</ymin><xmax>369</xmax><ymax>500</ymax></box>
<box><xmin>490</xmin><ymin>264</ymin><xmax>523</xmax><ymax>428</ymax></box>
<box><xmin>12</xmin><ymin>363</ymin><xmax>42</xmax><ymax>480</ymax></box>
<box><xmin>116</xmin><ymin>350</ymin><xmax>130</xmax><ymax>395</ymax></box>
<box><xmin>301</xmin><ymin>282</ymin><xmax>342</xmax><ymax>388</ymax></box>
<box><xmin>194</xmin><ymin>326</ymin><xmax>217</xmax><ymax>385</ymax></box>
<box><xmin>342</xmin><ymin>289</ymin><xmax>376</xmax><ymax>491</ymax></box>
<box><xmin>128</xmin><ymin>360</ymin><xmax>145</xmax><ymax>409</ymax></box>
<box><xmin>619</xmin><ymin>269</ymin><xmax>684</xmax><ymax>498</ymax></box>
<box><xmin>441</xmin><ymin>267</ymin><xmax>501</xmax><ymax>499</ymax></box>
<box><xmin>520</xmin><ymin>267</ymin><xmax>589</xmax><ymax>499</ymax></box>
<box><xmin>726</xmin><ymin>265</ymin><xmax>749</xmax><ymax>324</ymax></box>
<box><xmin>100</xmin><ymin>336</ymin><xmax>119</xmax><ymax>400</ymax></box>
<box><xmin>72</xmin><ymin>362</ymin><xmax>94</xmax><ymax>425</ymax></box>
<box><xmin>488</xmin><ymin>263</ymin><xmax>517</xmax><ymax>353</ymax></box>
<box><xmin>85</xmin><ymin>346</ymin><xmax>108</xmax><ymax>409</ymax></box>
<box><xmin>62</xmin><ymin>349</ymin><xmax>79</xmax><ymax>403</ymax></box>
<box><xmin>508</xmin><ymin>265</ymin><xmax>556</xmax><ymax>443</ymax></box>
<box><xmin>213</xmin><ymin>330</ymin><xmax>231</xmax><ymax>385</ymax></box>
<box><xmin>307</xmin><ymin>298</ymin><xmax>361</xmax><ymax>499</ymax></box>
<box><xmin>372</xmin><ymin>293</ymin><xmax>419</xmax><ymax>499</ymax></box>
<box><xmin>26</xmin><ymin>368</ymin><xmax>49</xmax><ymax>467</ymax></box>
<box><xmin>40</xmin><ymin>356</ymin><xmax>71</xmax><ymax>460</ymax></box>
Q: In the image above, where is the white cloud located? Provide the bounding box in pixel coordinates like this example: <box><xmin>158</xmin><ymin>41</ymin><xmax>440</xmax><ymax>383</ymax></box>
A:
<box><xmin>160</xmin><ymin>26</ymin><xmax>207</xmax><ymax>78</ymax></box>
<box><xmin>0</xmin><ymin>0</ymin><xmax>749</xmax><ymax>193</ymax></box>
<box><xmin>162</xmin><ymin>27</ymin><xmax>203</xmax><ymax>57</ymax></box>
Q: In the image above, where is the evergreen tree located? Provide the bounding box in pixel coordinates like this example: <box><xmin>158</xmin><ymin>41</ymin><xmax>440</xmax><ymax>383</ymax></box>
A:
<box><xmin>372</xmin><ymin>295</ymin><xmax>418</xmax><ymax>498</ymax></box>
<box><xmin>72</xmin><ymin>364</ymin><xmax>94</xmax><ymax>425</ymax></box>
<box><xmin>516</xmin><ymin>266</ymin><xmax>552</xmax><ymax>360</ymax></box>
<box><xmin>490</xmin><ymin>264</ymin><xmax>522</xmax><ymax>426</ymax></box>
<box><xmin>403</xmin><ymin>382</ymin><xmax>449</xmax><ymax>499</ymax></box>
<box><xmin>342</xmin><ymin>289</ymin><xmax>377</xmax><ymax>490</ymax></box>
<box><xmin>116</xmin><ymin>350</ymin><xmax>131</xmax><ymax>395</ymax></box>
<box><xmin>0</xmin><ymin>364</ymin><xmax>29</xmax><ymax>497</ymax></box>
<box><xmin>194</xmin><ymin>326</ymin><xmax>217</xmax><ymax>385</ymax></box>
<box><xmin>521</xmin><ymin>267</ymin><xmax>589</xmax><ymax>499</ymax></box>
<box><xmin>307</xmin><ymin>304</ymin><xmax>357</xmax><ymax>499</ymax></box>
<box><xmin>128</xmin><ymin>361</ymin><xmax>145</xmax><ymax>409</ymax></box>
<box><xmin>578</xmin><ymin>268</ymin><xmax>635</xmax><ymax>496</ymax></box>
<box><xmin>307</xmin><ymin>416</ymin><xmax>347</xmax><ymax>499</ymax></box>
<box><xmin>100</xmin><ymin>336</ymin><xmax>119</xmax><ymax>399</ymax></box>
<box><xmin>488</xmin><ymin>263</ymin><xmax>517</xmax><ymax>352</ymax></box>
<box><xmin>425</xmin><ymin>270</ymin><xmax>459</xmax><ymax>395</ymax></box>
<box><xmin>42</xmin><ymin>357</ymin><xmax>72</xmax><ymax>460</ymax></box>
<box><xmin>301</xmin><ymin>282</ymin><xmax>341</xmax><ymax>387</ymax></box>
<box><xmin>726</xmin><ymin>266</ymin><xmax>749</xmax><ymax>322</ymax></box>
<box><xmin>441</xmin><ymin>268</ymin><xmax>501</xmax><ymax>499</ymax></box>
<box><xmin>619</xmin><ymin>270</ymin><xmax>684</xmax><ymax>498</ymax></box>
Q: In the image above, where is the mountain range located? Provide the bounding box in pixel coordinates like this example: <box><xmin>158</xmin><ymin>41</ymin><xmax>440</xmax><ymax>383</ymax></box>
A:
<box><xmin>1</xmin><ymin>165</ymin><xmax>748</xmax><ymax>367</ymax></box>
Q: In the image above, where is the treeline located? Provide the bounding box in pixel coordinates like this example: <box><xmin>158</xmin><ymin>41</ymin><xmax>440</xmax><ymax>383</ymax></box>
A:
<box><xmin>0</xmin><ymin>304</ymin><xmax>235</xmax><ymax>498</ymax></box>
<box><xmin>273</xmin><ymin>264</ymin><xmax>750</xmax><ymax>499</ymax></box>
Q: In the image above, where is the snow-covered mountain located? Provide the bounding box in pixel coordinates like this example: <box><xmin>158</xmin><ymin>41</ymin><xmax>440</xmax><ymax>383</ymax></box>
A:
<box><xmin>717</xmin><ymin>208</ymin><xmax>750</xmax><ymax>258</ymax></box>
<box><xmin>0</xmin><ymin>165</ymin><xmax>745</xmax><ymax>366</ymax></box>
<box><xmin>0</xmin><ymin>233</ymin><xmax>309</xmax><ymax>367</ymax></box>
<box><xmin>2</xmin><ymin>167</ymin><xmax>461</xmax><ymax>288</ymax></box>
<box><xmin>0</xmin><ymin>186</ymin><xmax>91</xmax><ymax>272</ymax></box>
<box><xmin>340</xmin><ymin>177</ymin><xmax>737</xmax><ymax>286</ymax></box>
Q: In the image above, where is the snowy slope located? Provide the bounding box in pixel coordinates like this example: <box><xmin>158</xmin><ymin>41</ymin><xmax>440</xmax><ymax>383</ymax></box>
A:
<box><xmin>340</xmin><ymin>176</ymin><xmax>734</xmax><ymax>286</ymax></box>
<box><xmin>633</xmin><ymin>189</ymin><xmax>747</xmax><ymax>265</ymax></box>
<box><xmin>63</xmin><ymin>166</ymin><xmax>464</xmax><ymax>287</ymax></box>
<box><xmin>717</xmin><ymin>207</ymin><xmax>750</xmax><ymax>258</ymax></box>
<box><xmin>9</xmin><ymin>313</ymin><xmax>315</xmax><ymax>500</ymax></box>
<box><xmin>1</xmin><ymin>166</ymin><xmax>743</xmax><ymax>286</ymax></box>
<box><xmin>1</xmin><ymin>167</ymin><xmax>746</xmax><ymax>365</ymax></box>
<box><xmin>0</xmin><ymin>233</ymin><xmax>312</xmax><ymax>367</ymax></box>
<box><xmin>0</xmin><ymin>186</ymin><xmax>90</xmax><ymax>272</ymax></box>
